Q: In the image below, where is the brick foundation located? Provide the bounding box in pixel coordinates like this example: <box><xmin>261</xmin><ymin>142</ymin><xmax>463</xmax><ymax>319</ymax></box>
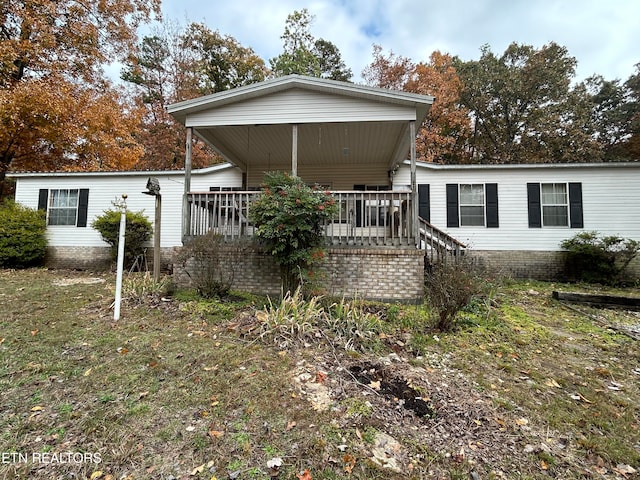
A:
<box><xmin>44</xmin><ymin>246</ymin><xmax>174</xmax><ymax>272</ymax></box>
<box><xmin>466</xmin><ymin>250</ymin><xmax>640</xmax><ymax>282</ymax></box>
<box><xmin>173</xmin><ymin>245</ymin><xmax>426</xmax><ymax>303</ymax></box>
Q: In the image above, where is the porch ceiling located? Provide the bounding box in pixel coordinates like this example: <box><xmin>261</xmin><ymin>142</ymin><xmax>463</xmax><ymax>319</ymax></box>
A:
<box><xmin>194</xmin><ymin>121</ymin><xmax>410</xmax><ymax>171</ymax></box>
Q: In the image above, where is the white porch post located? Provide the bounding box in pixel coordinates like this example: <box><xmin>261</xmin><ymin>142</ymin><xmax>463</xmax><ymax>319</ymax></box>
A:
<box><xmin>291</xmin><ymin>124</ymin><xmax>298</xmax><ymax>176</ymax></box>
<box><xmin>410</xmin><ymin>120</ymin><xmax>419</xmax><ymax>247</ymax></box>
<box><xmin>182</xmin><ymin>126</ymin><xmax>193</xmax><ymax>241</ymax></box>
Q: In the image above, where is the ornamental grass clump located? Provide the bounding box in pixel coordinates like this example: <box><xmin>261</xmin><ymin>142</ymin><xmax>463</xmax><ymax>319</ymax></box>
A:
<box><xmin>249</xmin><ymin>171</ymin><xmax>338</xmax><ymax>295</ymax></box>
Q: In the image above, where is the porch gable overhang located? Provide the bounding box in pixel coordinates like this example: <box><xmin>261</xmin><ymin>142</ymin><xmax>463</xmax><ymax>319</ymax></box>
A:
<box><xmin>167</xmin><ymin>75</ymin><xmax>433</xmax><ymax>173</ymax></box>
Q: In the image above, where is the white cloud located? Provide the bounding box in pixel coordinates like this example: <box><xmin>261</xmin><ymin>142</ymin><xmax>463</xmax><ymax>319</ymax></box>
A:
<box><xmin>157</xmin><ymin>0</ymin><xmax>640</xmax><ymax>82</ymax></box>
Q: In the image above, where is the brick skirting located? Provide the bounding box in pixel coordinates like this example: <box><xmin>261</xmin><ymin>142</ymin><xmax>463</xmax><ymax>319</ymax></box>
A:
<box><xmin>172</xmin><ymin>245</ymin><xmax>426</xmax><ymax>303</ymax></box>
<box><xmin>44</xmin><ymin>246</ymin><xmax>174</xmax><ymax>272</ymax></box>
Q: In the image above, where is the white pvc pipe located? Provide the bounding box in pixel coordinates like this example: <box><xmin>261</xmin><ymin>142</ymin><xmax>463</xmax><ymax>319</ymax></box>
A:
<box><xmin>113</xmin><ymin>204</ymin><xmax>127</xmax><ymax>320</ymax></box>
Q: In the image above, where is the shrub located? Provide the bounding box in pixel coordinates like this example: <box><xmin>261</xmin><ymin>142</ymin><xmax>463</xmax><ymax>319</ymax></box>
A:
<box><xmin>248</xmin><ymin>171</ymin><xmax>338</xmax><ymax>295</ymax></box>
<box><xmin>0</xmin><ymin>200</ymin><xmax>47</xmax><ymax>268</ymax></box>
<box><xmin>176</xmin><ymin>231</ymin><xmax>251</xmax><ymax>299</ymax></box>
<box><xmin>92</xmin><ymin>209</ymin><xmax>152</xmax><ymax>269</ymax></box>
<box><xmin>425</xmin><ymin>259</ymin><xmax>484</xmax><ymax>331</ymax></box>
<box><xmin>561</xmin><ymin>231</ymin><xmax>640</xmax><ymax>284</ymax></box>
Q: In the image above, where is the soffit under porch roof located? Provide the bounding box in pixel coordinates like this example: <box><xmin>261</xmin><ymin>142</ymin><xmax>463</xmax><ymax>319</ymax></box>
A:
<box><xmin>193</xmin><ymin>121</ymin><xmax>410</xmax><ymax>172</ymax></box>
<box><xmin>168</xmin><ymin>75</ymin><xmax>433</xmax><ymax>172</ymax></box>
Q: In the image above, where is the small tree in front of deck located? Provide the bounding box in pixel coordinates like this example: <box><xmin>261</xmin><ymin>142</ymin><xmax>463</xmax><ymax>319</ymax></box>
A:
<box><xmin>249</xmin><ymin>171</ymin><xmax>338</xmax><ymax>296</ymax></box>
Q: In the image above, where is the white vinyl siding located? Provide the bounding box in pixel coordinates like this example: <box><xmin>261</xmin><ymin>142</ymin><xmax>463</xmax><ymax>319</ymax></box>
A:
<box><xmin>13</xmin><ymin>165</ymin><xmax>242</xmax><ymax>248</ymax></box>
<box><xmin>393</xmin><ymin>162</ymin><xmax>640</xmax><ymax>251</ymax></box>
<box><xmin>459</xmin><ymin>184</ymin><xmax>485</xmax><ymax>227</ymax></box>
<box><xmin>186</xmin><ymin>89</ymin><xmax>417</xmax><ymax>127</ymax></box>
<box><xmin>48</xmin><ymin>189</ymin><xmax>79</xmax><ymax>226</ymax></box>
<box><xmin>541</xmin><ymin>183</ymin><xmax>568</xmax><ymax>227</ymax></box>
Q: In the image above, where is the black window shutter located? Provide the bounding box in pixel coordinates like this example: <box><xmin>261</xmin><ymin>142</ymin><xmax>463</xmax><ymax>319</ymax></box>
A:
<box><xmin>527</xmin><ymin>183</ymin><xmax>541</xmax><ymax>228</ymax></box>
<box><xmin>569</xmin><ymin>182</ymin><xmax>583</xmax><ymax>228</ymax></box>
<box><xmin>446</xmin><ymin>184</ymin><xmax>459</xmax><ymax>227</ymax></box>
<box><xmin>76</xmin><ymin>189</ymin><xmax>89</xmax><ymax>227</ymax></box>
<box><xmin>38</xmin><ymin>189</ymin><xmax>48</xmax><ymax>211</ymax></box>
<box><xmin>418</xmin><ymin>184</ymin><xmax>430</xmax><ymax>222</ymax></box>
<box><xmin>485</xmin><ymin>183</ymin><xmax>499</xmax><ymax>228</ymax></box>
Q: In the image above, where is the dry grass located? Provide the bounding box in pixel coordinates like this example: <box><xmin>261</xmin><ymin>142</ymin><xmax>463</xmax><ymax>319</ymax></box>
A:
<box><xmin>0</xmin><ymin>269</ymin><xmax>639</xmax><ymax>479</ymax></box>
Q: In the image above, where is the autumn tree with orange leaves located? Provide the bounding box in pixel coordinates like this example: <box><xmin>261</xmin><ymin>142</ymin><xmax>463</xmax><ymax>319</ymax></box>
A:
<box><xmin>405</xmin><ymin>52</ymin><xmax>472</xmax><ymax>163</ymax></box>
<box><xmin>363</xmin><ymin>46</ymin><xmax>471</xmax><ymax>163</ymax></box>
<box><xmin>0</xmin><ymin>0</ymin><xmax>161</xmax><ymax>197</ymax></box>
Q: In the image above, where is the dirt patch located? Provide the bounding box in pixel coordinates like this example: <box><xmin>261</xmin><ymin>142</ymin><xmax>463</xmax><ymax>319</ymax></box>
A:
<box><xmin>348</xmin><ymin>361</ymin><xmax>435</xmax><ymax>418</ymax></box>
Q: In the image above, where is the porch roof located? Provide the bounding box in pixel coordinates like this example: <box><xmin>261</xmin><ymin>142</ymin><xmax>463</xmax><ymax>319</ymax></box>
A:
<box><xmin>167</xmin><ymin>75</ymin><xmax>434</xmax><ymax>173</ymax></box>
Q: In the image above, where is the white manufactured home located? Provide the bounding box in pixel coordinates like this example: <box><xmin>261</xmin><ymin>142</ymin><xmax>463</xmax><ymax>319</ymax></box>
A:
<box><xmin>8</xmin><ymin>75</ymin><xmax>640</xmax><ymax>299</ymax></box>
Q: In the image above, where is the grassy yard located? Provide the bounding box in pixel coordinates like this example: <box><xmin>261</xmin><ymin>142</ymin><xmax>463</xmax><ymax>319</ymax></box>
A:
<box><xmin>0</xmin><ymin>268</ymin><xmax>639</xmax><ymax>479</ymax></box>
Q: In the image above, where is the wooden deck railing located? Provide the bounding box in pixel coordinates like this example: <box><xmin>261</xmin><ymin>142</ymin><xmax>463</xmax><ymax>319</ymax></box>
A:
<box><xmin>185</xmin><ymin>191</ymin><xmax>415</xmax><ymax>247</ymax></box>
<box><xmin>418</xmin><ymin>216</ymin><xmax>466</xmax><ymax>263</ymax></box>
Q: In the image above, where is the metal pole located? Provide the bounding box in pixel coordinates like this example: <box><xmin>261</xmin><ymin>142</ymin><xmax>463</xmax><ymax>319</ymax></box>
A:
<box><xmin>114</xmin><ymin>194</ymin><xmax>127</xmax><ymax>321</ymax></box>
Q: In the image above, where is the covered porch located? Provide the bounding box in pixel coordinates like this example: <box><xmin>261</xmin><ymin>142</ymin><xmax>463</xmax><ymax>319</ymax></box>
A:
<box><xmin>168</xmin><ymin>75</ymin><xmax>464</xmax><ymax>291</ymax></box>
<box><xmin>168</xmin><ymin>75</ymin><xmax>433</xmax><ymax>241</ymax></box>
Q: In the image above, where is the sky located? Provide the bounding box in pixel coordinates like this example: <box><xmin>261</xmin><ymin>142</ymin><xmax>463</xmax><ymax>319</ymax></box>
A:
<box><xmin>154</xmin><ymin>0</ymin><xmax>640</xmax><ymax>84</ymax></box>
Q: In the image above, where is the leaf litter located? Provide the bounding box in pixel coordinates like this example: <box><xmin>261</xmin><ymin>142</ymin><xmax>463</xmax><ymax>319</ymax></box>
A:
<box><xmin>1</xmin><ymin>269</ymin><xmax>639</xmax><ymax>479</ymax></box>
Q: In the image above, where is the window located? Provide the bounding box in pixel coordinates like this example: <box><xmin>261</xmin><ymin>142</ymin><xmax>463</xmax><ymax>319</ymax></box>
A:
<box><xmin>459</xmin><ymin>184</ymin><xmax>485</xmax><ymax>226</ymax></box>
<box><xmin>541</xmin><ymin>183</ymin><xmax>568</xmax><ymax>226</ymax></box>
<box><xmin>48</xmin><ymin>189</ymin><xmax>79</xmax><ymax>225</ymax></box>
<box><xmin>38</xmin><ymin>188</ymin><xmax>89</xmax><ymax>227</ymax></box>
<box><xmin>527</xmin><ymin>182</ymin><xmax>583</xmax><ymax>228</ymax></box>
<box><xmin>446</xmin><ymin>183</ymin><xmax>499</xmax><ymax>228</ymax></box>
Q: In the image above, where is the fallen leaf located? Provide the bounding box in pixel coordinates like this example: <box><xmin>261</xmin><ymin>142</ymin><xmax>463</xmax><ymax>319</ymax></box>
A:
<box><xmin>285</xmin><ymin>420</ymin><xmax>297</xmax><ymax>431</ymax></box>
<box><xmin>369</xmin><ymin>380</ymin><xmax>381</xmax><ymax>390</ymax></box>
<box><xmin>515</xmin><ymin>418</ymin><xmax>529</xmax><ymax>426</ymax></box>
<box><xmin>0</xmin><ymin>337</ymin><xmax>5</xmax><ymax>344</ymax></box>
<box><xmin>453</xmin><ymin>447</ymin><xmax>465</xmax><ymax>463</ymax></box>
<box><xmin>540</xmin><ymin>460</ymin><xmax>549</xmax><ymax>470</ymax></box>
<box><xmin>296</xmin><ymin>469</ymin><xmax>312</xmax><ymax>480</ymax></box>
<box><xmin>545</xmin><ymin>379</ymin><xmax>562</xmax><ymax>388</ymax></box>
<box><xmin>315</xmin><ymin>371</ymin><xmax>328</xmax><ymax>383</ymax></box>
<box><xmin>208</xmin><ymin>430</ymin><xmax>224</xmax><ymax>438</ymax></box>
<box><xmin>355</xmin><ymin>427</ymin><xmax>362</xmax><ymax>440</ymax></box>
<box><xmin>613</xmin><ymin>464</ymin><xmax>637</xmax><ymax>476</ymax></box>
<box><xmin>343</xmin><ymin>454</ymin><xmax>356</xmax><ymax>473</ymax></box>
<box><xmin>30</xmin><ymin>329</ymin><xmax>39</xmax><ymax>336</ymax></box>
<box><xmin>138</xmin><ymin>391</ymin><xmax>149</xmax><ymax>400</ymax></box>
<box><xmin>185</xmin><ymin>426</ymin><xmax>196</xmax><ymax>432</ymax></box>
<box><xmin>191</xmin><ymin>463</ymin><xmax>205</xmax><ymax>475</ymax></box>
<box><xmin>90</xmin><ymin>472</ymin><xmax>103</xmax><ymax>480</ymax></box>
<box><xmin>83</xmin><ymin>368</ymin><xmax>92</xmax><ymax>377</ymax></box>
<box><xmin>266</xmin><ymin>457</ymin><xmax>283</xmax><ymax>468</ymax></box>
<box><xmin>117</xmin><ymin>347</ymin><xmax>128</xmax><ymax>354</ymax></box>
<box><xmin>30</xmin><ymin>406</ymin><xmax>44</xmax><ymax>412</ymax></box>
<box><xmin>569</xmin><ymin>393</ymin><xmax>594</xmax><ymax>404</ymax></box>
